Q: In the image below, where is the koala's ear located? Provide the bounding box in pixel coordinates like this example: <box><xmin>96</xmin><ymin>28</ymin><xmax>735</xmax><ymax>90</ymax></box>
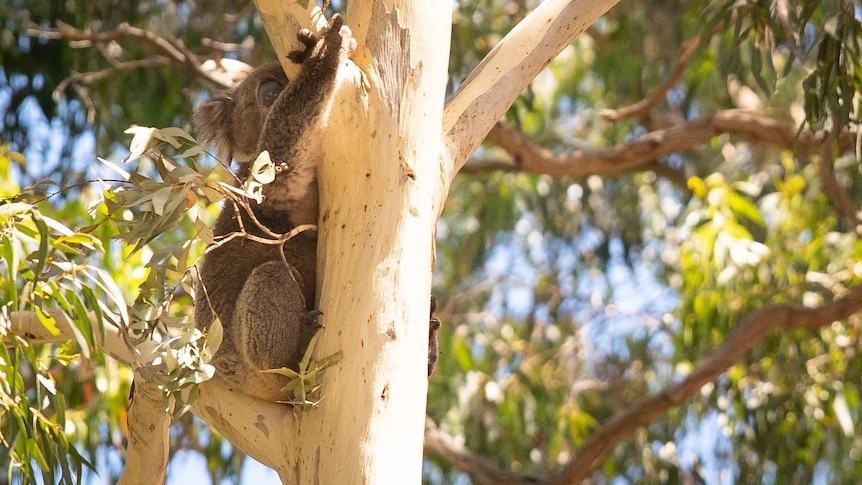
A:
<box><xmin>194</xmin><ymin>93</ymin><xmax>235</xmax><ymax>163</ymax></box>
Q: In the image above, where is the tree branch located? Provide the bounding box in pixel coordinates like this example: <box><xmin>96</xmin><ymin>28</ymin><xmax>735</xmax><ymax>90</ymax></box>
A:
<box><xmin>480</xmin><ymin>110</ymin><xmax>837</xmax><ymax>178</ymax></box>
<box><xmin>7</xmin><ymin>308</ymin><xmax>299</xmax><ymax>479</ymax></box>
<box><xmin>191</xmin><ymin>377</ymin><xmax>297</xmax><ymax>478</ymax></box>
<box><xmin>8</xmin><ymin>309</ymin><xmax>157</xmax><ymax>367</ymax></box>
<box><xmin>26</xmin><ymin>21</ymin><xmax>253</xmax><ymax>91</ymax></box>
<box><xmin>549</xmin><ymin>283</ymin><xmax>862</xmax><ymax>484</ymax></box>
<box><xmin>117</xmin><ymin>366</ymin><xmax>173</xmax><ymax>485</ymax></box>
<box><xmin>9</xmin><ymin>309</ymin><xmax>176</xmax><ymax>485</ymax></box>
<box><xmin>424</xmin><ymin>417</ymin><xmax>545</xmax><ymax>485</ymax></box>
<box><xmin>600</xmin><ymin>36</ymin><xmax>700</xmax><ymax>123</ymax></box>
<box><xmin>443</xmin><ymin>0</ymin><xmax>620</xmax><ymax>186</ymax></box>
<box><xmin>816</xmin><ymin>120</ymin><xmax>861</xmax><ymax>233</ymax></box>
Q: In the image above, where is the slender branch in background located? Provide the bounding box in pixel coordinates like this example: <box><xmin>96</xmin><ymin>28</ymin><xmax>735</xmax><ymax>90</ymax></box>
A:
<box><xmin>57</xmin><ymin>57</ymin><xmax>172</xmax><ymax>87</ymax></box>
<box><xmin>26</xmin><ymin>20</ymin><xmax>244</xmax><ymax>92</ymax></box>
<box><xmin>479</xmin><ymin>110</ymin><xmax>846</xmax><ymax>179</ymax></box>
<box><xmin>200</xmin><ymin>36</ymin><xmax>255</xmax><ymax>55</ymax></box>
<box><xmin>600</xmin><ymin>36</ymin><xmax>700</xmax><ymax>123</ymax></box>
<box><xmin>66</xmin><ymin>82</ymin><xmax>98</xmax><ymax>124</ymax></box>
<box><xmin>549</xmin><ymin>283</ymin><xmax>862</xmax><ymax>484</ymax></box>
<box><xmin>424</xmin><ymin>283</ymin><xmax>862</xmax><ymax>482</ymax></box>
<box><xmin>27</xmin><ymin>21</ymin><xmax>208</xmax><ymax>78</ymax></box>
<box><xmin>816</xmin><ymin>118</ymin><xmax>861</xmax><ymax>233</ymax></box>
<box><xmin>424</xmin><ymin>418</ymin><xmax>545</xmax><ymax>485</ymax></box>
<box><xmin>54</xmin><ymin>57</ymin><xmax>171</xmax><ymax>122</ymax></box>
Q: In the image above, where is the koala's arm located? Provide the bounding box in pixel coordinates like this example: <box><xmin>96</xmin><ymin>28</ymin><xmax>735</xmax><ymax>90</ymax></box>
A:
<box><xmin>258</xmin><ymin>15</ymin><xmax>353</xmax><ymax>168</ymax></box>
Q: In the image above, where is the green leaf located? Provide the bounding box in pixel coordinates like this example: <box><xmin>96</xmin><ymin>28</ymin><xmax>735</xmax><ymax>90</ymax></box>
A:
<box><xmin>153</xmin><ymin>126</ymin><xmax>195</xmax><ymax>148</ymax></box>
<box><xmin>727</xmin><ymin>191</ymin><xmax>765</xmax><ymax>227</ymax></box>
<box><xmin>205</xmin><ymin>317</ymin><xmax>223</xmax><ymax>357</ymax></box>
<box><xmin>687</xmin><ymin>176</ymin><xmax>707</xmax><ymax>199</ymax></box>
<box><xmin>34</xmin><ymin>306</ymin><xmax>60</xmax><ymax>336</ymax></box>
<box><xmin>151</xmin><ymin>186</ymin><xmax>175</xmax><ymax>216</ymax></box>
<box><xmin>30</xmin><ymin>212</ymin><xmax>50</xmax><ymax>282</ymax></box>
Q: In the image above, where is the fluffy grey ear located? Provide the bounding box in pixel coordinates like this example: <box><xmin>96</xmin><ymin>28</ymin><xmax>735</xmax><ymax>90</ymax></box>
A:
<box><xmin>194</xmin><ymin>93</ymin><xmax>235</xmax><ymax>164</ymax></box>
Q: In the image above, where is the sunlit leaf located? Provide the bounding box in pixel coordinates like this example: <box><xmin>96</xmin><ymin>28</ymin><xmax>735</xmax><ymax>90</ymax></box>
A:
<box><xmin>727</xmin><ymin>191</ymin><xmax>765</xmax><ymax>227</ymax></box>
<box><xmin>124</xmin><ymin>126</ymin><xmax>159</xmax><ymax>162</ymax></box>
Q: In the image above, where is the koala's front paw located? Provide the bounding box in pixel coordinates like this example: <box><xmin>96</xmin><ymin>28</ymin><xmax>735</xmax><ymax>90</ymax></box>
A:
<box><xmin>287</xmin><ymin>29</ymin><xmax>318</xmax><ymax>64</ymax></box>
<box><xmin>287</xmin><ymin>14</ymin><xmax>354</xmax><ymax>65</ymax></box>
<box><xmin>319</xmin><ymin>14</ymin><xmax>355</xmax><ymax>61</ymax></box>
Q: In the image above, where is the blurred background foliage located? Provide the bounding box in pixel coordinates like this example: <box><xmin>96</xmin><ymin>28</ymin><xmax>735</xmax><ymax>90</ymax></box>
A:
<box><xmin>2</xmin><ymin>0</ymin><xmax>862</xmax><ymax>483</ymax></box>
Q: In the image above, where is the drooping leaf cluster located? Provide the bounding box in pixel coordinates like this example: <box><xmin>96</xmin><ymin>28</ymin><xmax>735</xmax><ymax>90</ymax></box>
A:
<box><xmin>0</xmin><ymin>131</ymin><xmax>231</xmax><ymax>482</ymax></box>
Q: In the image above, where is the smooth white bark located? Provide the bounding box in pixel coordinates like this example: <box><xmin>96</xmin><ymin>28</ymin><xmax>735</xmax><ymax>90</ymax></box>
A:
<box><xmin>442</xmin><ymin>0</ymin><xmax>620</xmax><ymax>191</ymax></box>
<box><xmin>9</xmin><ymin>309</ymin><xmax>157</xmax><ymax>365</ymax></box>
<box><xmin>117</xmin><ymin>367</ymin><xmax>172</xmax><ymax>485</ymax></box>
<box><xmin>255</xmin><ymin>1</ymin><xmax>326</xmax><ymax>78</ymax></box>
<box><xmin>299</xmin><ymin>1</ymin><xmax>450</xmax><ymax>482</ymax></box>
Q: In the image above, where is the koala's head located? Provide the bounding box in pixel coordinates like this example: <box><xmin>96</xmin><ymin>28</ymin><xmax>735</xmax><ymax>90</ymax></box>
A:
<box><xmin>195</xmin><ymin>63</ymin><xmax>288</xmax><ymax>170</ymax></box>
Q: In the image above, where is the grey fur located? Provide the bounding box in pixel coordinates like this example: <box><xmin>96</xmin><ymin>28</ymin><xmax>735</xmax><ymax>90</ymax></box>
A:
<box><xmin>194</xmin><ymin>15</ymin><xmax>352</xmax><ymax>401</ymax></box>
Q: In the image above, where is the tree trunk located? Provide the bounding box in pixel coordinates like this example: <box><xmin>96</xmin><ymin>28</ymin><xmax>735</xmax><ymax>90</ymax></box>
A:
<box><xmin>255</xmin><ymin>1</ymin><xmax>451</xmax><ymax>482</ymax></box>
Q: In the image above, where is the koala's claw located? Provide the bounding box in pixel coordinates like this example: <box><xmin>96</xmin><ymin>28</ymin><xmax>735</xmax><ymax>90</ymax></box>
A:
<box><xmin>288</xmin><ymin>28</ymin><xmax>318</xmax><ymax>64</ymax></box>
<box><xmin>296</xmin><ymin>28</ymin><xmax>317</xmax><ymax>46</ymax></box>
<box><xmin>303</xmin><ymin>309</ymin><xmax>324</xmax><ymax>328</ymax></box>
<box><xmin>287</xmin><ymin>14</ymin><xmax>354</xmax><ymax>64</ymax></box>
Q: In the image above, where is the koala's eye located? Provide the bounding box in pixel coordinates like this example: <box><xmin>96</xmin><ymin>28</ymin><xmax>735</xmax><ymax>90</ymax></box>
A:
<box><xmin>258</xmin><ymin>80</ymin><xmax>284</xmax><ymax>107</ymax></box>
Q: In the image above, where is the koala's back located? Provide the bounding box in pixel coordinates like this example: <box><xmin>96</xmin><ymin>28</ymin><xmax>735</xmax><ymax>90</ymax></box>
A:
<box><xmin>194</xmin><ymin>204</ymin><xmax>318</xmax><ymax>400</ymax></box>
<box><xmin>195</xmin><ymin>207</ymin><xmax>317</xmax><ymax>329</ymax></box>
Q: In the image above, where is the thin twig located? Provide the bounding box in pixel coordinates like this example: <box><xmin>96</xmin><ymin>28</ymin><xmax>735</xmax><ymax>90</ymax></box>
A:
<box><xmin>54</xmin><ymin>57</ymin><xmax>172</xmax><ymax>122</ymax></box>
<box><xmin>201</xmin><ymin>37</ymin><xmax>254</xmax><ymax>54</ymax></box>
<box><xmin>816</xmin><ymin>118</ymin><xmax>860</xmax><ymax>233</ymax></box>
<box><xmin>601</xmin><ymin>36</ymin><xmax>700</xmax><ymax>122</ymax></box>
<box><xmin>205</xmin><ymin>223</ymin><xmax>318</xmax><ymax>254</ymax></box>
<box><xmin>26</xmin><ymin>21</ymin><xmax>234</xmax><ymax>90</ymax></box>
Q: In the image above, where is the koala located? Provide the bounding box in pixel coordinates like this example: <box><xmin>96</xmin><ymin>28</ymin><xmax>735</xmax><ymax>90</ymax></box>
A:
<box><xmin>194</xmin><ymin>15</ymin><xmax>441</xmax><ymax>402</ymax></box>
<box><xmin>194</xmin><ymin>15</ymin><xmax>352</xmax><ymax>401</ymax></box>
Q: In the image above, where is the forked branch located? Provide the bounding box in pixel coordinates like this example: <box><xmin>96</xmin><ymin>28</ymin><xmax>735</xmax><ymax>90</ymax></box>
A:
<box><xmin>26</xmin><ymin>21</ymin><xmax>231</xmax><ymax>88</ymax></box>
<box><xmin>443</xmin><ymin>0</ymin><xmax>620</xmax><ymax>186</ymax></box>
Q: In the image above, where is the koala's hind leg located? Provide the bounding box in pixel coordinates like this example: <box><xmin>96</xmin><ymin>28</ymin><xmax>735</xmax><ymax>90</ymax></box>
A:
<box><xmin>234</xmin><ymin>261</ymin><xmax>319</xmax><ymax>379</ymax></box>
